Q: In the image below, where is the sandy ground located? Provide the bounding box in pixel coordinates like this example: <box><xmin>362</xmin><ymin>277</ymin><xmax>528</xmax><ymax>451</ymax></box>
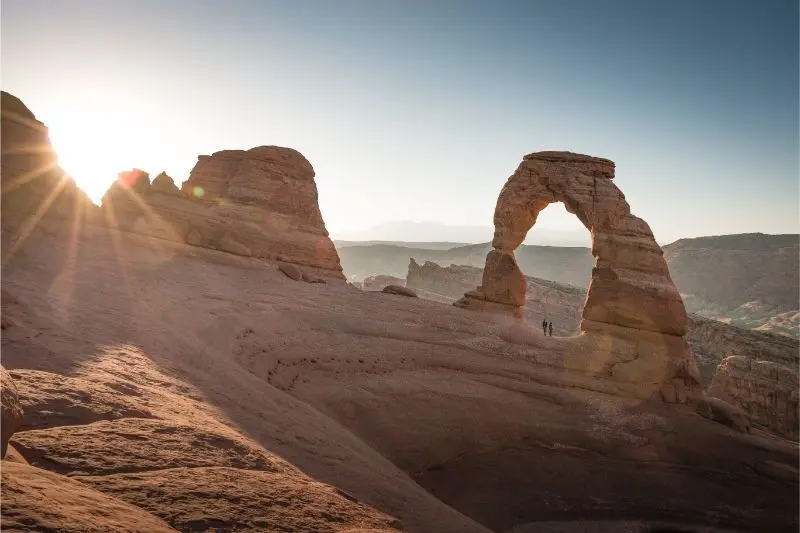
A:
<box><xmin>2</xmin><ymin>224</ymin><xmax>798</xmax><ymax>532</ymax></box>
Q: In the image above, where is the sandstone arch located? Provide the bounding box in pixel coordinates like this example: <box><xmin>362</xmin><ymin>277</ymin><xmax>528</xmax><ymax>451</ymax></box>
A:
<box><xmin>455</xmin><ymin>151</ymin><xmax>701</xmax><ymax>401</ymax></box>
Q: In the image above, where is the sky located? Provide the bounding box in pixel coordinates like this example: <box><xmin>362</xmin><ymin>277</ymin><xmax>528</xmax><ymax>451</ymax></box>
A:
<box><xmin>2</xmin><ymin>0</ymin><xmax>798</xmax><ymax>244</ymax></box>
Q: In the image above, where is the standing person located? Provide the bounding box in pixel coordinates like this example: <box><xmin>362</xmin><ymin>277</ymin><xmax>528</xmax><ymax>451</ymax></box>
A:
<box><xmin>542</xmin><ymin>319</ymin><xmax>548</xmax><ymax>335</ymax></box>
<box><xmin>548</xmin><ymin>322</ymin><xmax>553</xmax><ymax>337</ymax></box>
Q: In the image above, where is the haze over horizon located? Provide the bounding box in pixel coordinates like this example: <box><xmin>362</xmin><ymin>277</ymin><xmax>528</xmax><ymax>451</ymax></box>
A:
<box><xmin>3</xmin><ymin>0</ymin><xmax>798</xmax><ymax>244</ymax></box>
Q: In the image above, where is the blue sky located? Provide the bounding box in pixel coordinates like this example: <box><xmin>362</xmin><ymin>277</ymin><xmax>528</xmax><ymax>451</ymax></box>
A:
<box><xmin>3</xmin><ymin>0</ymin><xmax>798</xmax><ymax>243</ymax></box>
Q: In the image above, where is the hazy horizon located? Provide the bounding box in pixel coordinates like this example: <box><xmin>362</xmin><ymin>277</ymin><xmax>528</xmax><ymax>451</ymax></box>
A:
<box><xmin>3</xmin><ymin>0</ymin><xmax>798</xmax><ymax>244</ymax></box>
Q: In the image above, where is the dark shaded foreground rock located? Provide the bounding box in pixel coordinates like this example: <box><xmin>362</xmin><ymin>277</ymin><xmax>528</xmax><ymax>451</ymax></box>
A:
<box><xmin>11</xmin><ymin>417</ymin><xmax>298</xmax><ymax>476</ymax></box>
<box><xmin>1</xmin><ymin>366</ymin><xmax>24</xmax><ymax>457</ymax></box>
<box><xmin>455</xmin><ymin>151</ymin><xmax>701</xmax><ymax>401</ymax></box>
<box><xmin>78</xmin><ymin>466</ymin><xmax>401</xmax><ymax>533</ymax></box>
<box><xmin>1</xmin><ymin>461</ymin><xmax>176</xmax><ymax>532</ymax></box>
<box><xmin>698</xmin><ymin>396</ymin><xmax>752</xmax><ymax>433</ymax></box>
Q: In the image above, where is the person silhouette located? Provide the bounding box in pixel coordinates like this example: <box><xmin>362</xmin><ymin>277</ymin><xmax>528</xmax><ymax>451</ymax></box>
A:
<box><xmin>548</xmin><ymin>322</ymin><xmax>553</xmax><ymax>337</ymax></box>
<box><xmin>542</xmin><ymin>319</ymin><xmax>547</xmax><ymax>335</ymax></box>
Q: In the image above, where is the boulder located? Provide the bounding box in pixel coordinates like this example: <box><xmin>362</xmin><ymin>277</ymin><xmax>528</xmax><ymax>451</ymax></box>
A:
<box><xmin>1</xmin><ymin>365</ymin><xmax>24</xmax><ymax>458</ymax></box>
<box><xmin>382</xmin><ymin>285</ymin><xmax>418</xmax><ymax>298</ymax></box>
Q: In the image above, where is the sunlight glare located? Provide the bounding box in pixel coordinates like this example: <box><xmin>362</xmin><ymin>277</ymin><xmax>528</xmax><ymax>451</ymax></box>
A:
<box><xmin>46</xmin><ymin>94</ymin><xmax>151</xmax><ymax>205</ymax></box>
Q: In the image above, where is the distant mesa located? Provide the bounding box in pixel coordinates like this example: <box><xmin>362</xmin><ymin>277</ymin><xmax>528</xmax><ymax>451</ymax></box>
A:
<box><xmin>455</xmin><ymin>151</ymin><xmax>702</xmax><ymax>402</ymax></box>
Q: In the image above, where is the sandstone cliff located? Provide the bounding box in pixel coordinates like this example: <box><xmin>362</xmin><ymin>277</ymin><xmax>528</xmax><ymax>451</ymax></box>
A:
<box><xmin>100</xmin><ymin>148</ymin><xmax>345</xmax><ymax>280</ymax></box>
<box><xmin>708</xmin><ymin>356</ymin><xmax>798</xmax><ymax>439</ymax></box>
<box><xmin>1</xmin><ymin>91</ymin><xmax>94</xmax><ymax>252</ymax></box>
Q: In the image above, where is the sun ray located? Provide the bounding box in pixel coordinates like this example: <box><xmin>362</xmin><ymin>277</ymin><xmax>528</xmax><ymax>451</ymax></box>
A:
<box><xmin>1</xmin><ymin>160</ymin><xmax>59</xmax><ymax>194</ymax></box>
<box><xmin>2</xmin><ymin>172</ymin><xmax>70</xmax><ymax>265</ymax></box>
<box><xmin>52</xmin><ymin>188</ymin><xmax>88</xmax><ymax>322</ymax></box>
<box><xmin>117</xmin><ymin>184</ymin><xmax>184</xmax><ymax>243</ymax></box>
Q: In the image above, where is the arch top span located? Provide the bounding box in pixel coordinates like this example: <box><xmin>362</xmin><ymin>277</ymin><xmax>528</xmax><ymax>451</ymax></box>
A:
<box><xmin>455</xmin><ymin>150</ymin><xmax>702</xmax><ymax>402</ymax></box>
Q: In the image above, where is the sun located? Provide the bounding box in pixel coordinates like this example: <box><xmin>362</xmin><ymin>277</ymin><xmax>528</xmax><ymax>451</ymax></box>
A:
<box><xmin>45</xmin><ymin>95</ymin><xmax>151</xmax><ymax>205</ymax></box>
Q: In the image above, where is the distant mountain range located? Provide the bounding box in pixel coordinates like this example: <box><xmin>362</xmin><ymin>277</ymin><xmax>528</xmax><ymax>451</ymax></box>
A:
<box><xmin>332</xmin><ymin>220</ymin><xmax>591</xmax><ymax>247</ymax></box>
<box><xmin>336</xmin><ymin>232</ymin><xmax>799</xmax><ymax>337</ymax></box>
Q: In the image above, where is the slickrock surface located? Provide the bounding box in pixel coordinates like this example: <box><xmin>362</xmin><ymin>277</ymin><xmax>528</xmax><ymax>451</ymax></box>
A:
<box><xmin>405</xmin><ymin>260</ymin><xmax>799</xmax><ymax>438</ymax></box>
<box><xmin>709</xmin><ymin>356</ymin><xmax>799</xmax><ymax>439</ymax></box>
<box><xmin>1</xmin><ymin>366</ymin><xmax>24</xmax><ymax>457</ymax></box>
<box><xmin>1</xmin><ymin>461</ymin><xmax>177</xmax><ymax>532</ymax></box>
<box><xmin>78</xmin><ymin>467</ymin><xmax>401</xmax><ymax>533</ymax></box>
<box><xmin>455</xmin><ymin>151</ymin><xmax>700</xmax><ymax>400</ymax></box>
<box><xmin>3</xmin><ymin>224</ymin><xmax>797</xmax><ymax>532</ymax></box>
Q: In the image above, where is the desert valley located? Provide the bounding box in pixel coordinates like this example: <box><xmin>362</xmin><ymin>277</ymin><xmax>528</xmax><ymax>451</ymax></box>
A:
<box><xmin>1</xmin><ymin>85</ymin><xmax>798</xmax><ymax>533</ymax></box>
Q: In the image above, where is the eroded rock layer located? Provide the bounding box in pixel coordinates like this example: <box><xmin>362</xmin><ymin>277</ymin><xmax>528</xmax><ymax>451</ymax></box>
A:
<box><xmin>101</xmin><ymin>147</ymin><xmax>344</xmax><ymax>280</ymax></box>
<box><xmin>455</xmin><ymin>151</ymin><xmax>700</xmax><ymax>398</ymax></box>
<box><xmin>708</xmin><ymin>356</ymin><xmax>799</xmax><ymax>438</ymax></box>
<box><xmin>1</xmin><ymin>92</ymin><xmax>94</xmax><ymax>247</ymax></box>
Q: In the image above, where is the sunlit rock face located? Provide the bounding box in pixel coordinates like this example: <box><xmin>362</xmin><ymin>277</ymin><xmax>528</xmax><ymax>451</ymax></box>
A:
<box><xmin>99</xmin><ymin>147</ymin><xmax>344</xmax><ymax>280</ymax></box>
<box><xmin>0</xmin><ymin>92</ymin><xmax>93</xmax><ymax>245</ymax></box>
<box><xmin>455</xmin><ymin>151</ymin><xmax>701</xmax><ymax>401</ymax></box>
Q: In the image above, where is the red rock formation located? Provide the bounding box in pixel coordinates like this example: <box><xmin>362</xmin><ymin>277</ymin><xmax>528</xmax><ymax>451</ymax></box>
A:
<box><xmin>149</xmin><ymin>172</ymin><xmax>180</xmax><ymax>196</ymax></box>
<box><xmin>97</xmin><ymin>147</ymin><xmax>345</xmax><ymax>280</ymax></box>
<box><xmin>708</xmin><ymin>356</ymin><xmax>798</xmax><ymax>439</ymax></box>
<box><xmin>455</xmin><ymin>151</ymin><xmax>701</xmax><ymax>400</ymax></box>
<box><xmin>1</xmin><ymin>366</ymin><xmax>24</xmax><ymax>458</ymax></box>
<box><xmin>1</xmin><ymin>92</ymin><xmax>94</xmax><ymax>245</ymax></box>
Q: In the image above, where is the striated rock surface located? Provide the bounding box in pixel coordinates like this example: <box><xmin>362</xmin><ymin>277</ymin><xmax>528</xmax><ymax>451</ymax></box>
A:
<box><xmin>687</xmin><ymin>315</ymin><xmax>798</xmax><ymax>385</ymax></box>
<box><xmin>1</xmin><ymin>91</ymin><xmax>94</xmax><ymax>249</ymax></box>
<box><xmin>1</xmin><ymin>366</ymin><xmax>24</xmax><ymax>457</ymax></box>
<box><xmin>99</xmin><ymin>146</ymin><xmax>345</xmax><ymax>280</ymax></box>
<box><xmin>454</xmin><ymin>151</ymin><xmax>700</xmax><ymax>399</ymax></box>
<box><xmin>708</xmin><ymin>356</ymin><xmax>799</xmax><ymax>438</ymax></box>
<box><xmin>1</xmin><ymin>461</ymin><xmax>177</xmax><ymax>532</ymax></box>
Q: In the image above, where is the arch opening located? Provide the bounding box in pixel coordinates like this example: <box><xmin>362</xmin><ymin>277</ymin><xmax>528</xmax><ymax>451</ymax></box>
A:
<box><xmin>515</xmin><ymin>201</ymin><xmax>595</xmax><ymax>337</ymax></box>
